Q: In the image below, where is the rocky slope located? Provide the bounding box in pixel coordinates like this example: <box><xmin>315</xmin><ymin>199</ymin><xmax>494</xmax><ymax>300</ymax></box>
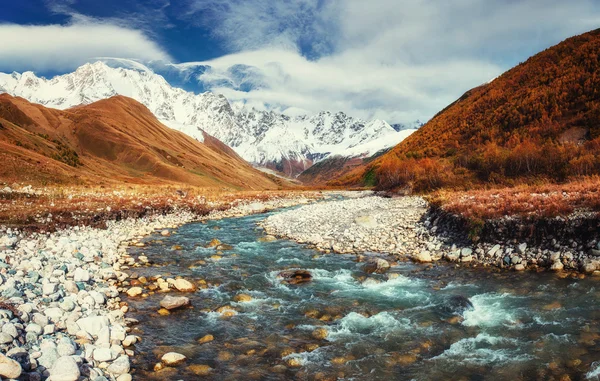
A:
<box><xmin>333</xmin><ymin>28</ymin><xmax>600</xmax><ymax>191</ymax></box>
<box><xmin>0</xmin><ymin>94</ymin><xmax>282</xmax><ymax>189</ymax></box>
<box><xmin>0</xmin><ymin>62</ymin><xmax>416</xmax><ymax>176</ymax></box>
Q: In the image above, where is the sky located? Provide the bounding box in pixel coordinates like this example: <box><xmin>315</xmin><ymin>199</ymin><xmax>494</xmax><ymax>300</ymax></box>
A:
<box><xmin>1</xmin><ymin>0</ymin><xmax>600</xmax><ymax>123</ymax></box>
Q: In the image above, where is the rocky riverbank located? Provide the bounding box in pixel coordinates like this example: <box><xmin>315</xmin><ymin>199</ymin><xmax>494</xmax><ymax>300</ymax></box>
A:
<box><xmin>261</xmin><ymin>195</ymin><xmax>600</xmax><ymax>275</ymax></box>
<box><xmin>0</xmin><ymin>194</ymin><xmax>320</xmax><ymax>380</ymax></box>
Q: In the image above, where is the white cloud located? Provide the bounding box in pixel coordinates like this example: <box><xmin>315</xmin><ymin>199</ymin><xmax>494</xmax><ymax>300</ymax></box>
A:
<box><xmin>178</xmin><ymin>0</ymin><xmax>600</xmax><ymax>123</ymax></box>
<box><xmin>0</xmin><ymin>21</ymin><xmax>171</xmax><ymax>73</ymax></box>
<box><xmin>189</xmin><ymin>48</ymin><xmax>500</xmax><ymax>123</ymax></box>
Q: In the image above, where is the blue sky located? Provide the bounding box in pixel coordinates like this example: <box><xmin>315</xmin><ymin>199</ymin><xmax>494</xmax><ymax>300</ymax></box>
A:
<box><xmin>1</xmin><ymin>0</ymin><xmax>600</xmax><ymax>123</ymax></box>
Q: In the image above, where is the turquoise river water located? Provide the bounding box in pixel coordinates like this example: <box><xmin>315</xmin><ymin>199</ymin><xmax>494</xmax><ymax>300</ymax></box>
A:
<box><xmin>126</xmin><ymin>209</ymin><xmax>600</xmax><ymax>381</ymax></box>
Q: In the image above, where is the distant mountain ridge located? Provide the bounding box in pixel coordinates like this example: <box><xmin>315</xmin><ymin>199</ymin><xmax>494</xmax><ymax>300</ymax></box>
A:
<box><xmin>0</xmin><ymin>61</ymin><xmax>418</xmax><ymax>177</ymax></box>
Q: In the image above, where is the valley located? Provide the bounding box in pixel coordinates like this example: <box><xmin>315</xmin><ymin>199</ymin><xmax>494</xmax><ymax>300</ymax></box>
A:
<box><xmin>1</xmin><ymin>15</ymin><xmax>600</xmax><ymax>381</ymax></box>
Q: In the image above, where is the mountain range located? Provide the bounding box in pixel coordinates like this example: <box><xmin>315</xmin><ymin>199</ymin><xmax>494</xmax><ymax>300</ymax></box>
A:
<box><xmin>0</xmin><ymin>93</ymin><xmax>283</xmax><ymax>189</ymax></box>
<box><xmin>0</xmin><ymin>61</ymin><xmax>418</xmax><ymax>177</ymax></box>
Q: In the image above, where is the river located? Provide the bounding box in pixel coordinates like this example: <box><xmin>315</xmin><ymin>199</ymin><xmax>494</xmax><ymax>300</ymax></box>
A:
<box><xmin>125</xmin><ymin>208</ymin><xmax>600</xmax><ymax>380</ymax></box>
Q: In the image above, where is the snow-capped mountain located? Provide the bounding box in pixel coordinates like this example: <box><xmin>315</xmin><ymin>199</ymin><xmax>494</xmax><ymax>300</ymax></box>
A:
<box><xmin>0</xmin><ymin>61</ymin><xmax>416</xmax><ymax>176</ymax></box>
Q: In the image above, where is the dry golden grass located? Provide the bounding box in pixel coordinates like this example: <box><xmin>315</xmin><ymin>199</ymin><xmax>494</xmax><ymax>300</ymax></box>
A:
<box><xmin>429</xmin><ymin>177</ymin><xmax>600</xmax><ymax>222</ymax></box>
<box><xmin>0</xmin><ymin>184</ymin><xmax>320</xmax><ymax>232</ymax></box>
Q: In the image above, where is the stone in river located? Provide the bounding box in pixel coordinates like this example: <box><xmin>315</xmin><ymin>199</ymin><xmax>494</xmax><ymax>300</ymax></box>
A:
<box><xmin>126</xmin><ymin>287</ymin><xmax>143</xmax><ymax>297</ymax></box>
<box><xmin>188</xmin><ymin>364</ymin><xmax>213</xmax><ymax>376</ymax></box>
<box><xmin>233</xmin><ymin>294</ymin><xmax>252</xmax><ymax>302</ymax></box>
<box><xmin>161</xmin><ymin>352</ymin><xmax>187</xmax><ymax>366</ymax></box>
<box><xmin>161</xmin><ymin>230</ymin><xmax>170</xmax><ymax>236</ymax></box>
<box><xmin>174</xmin><ymin>279</ymin><xmax>196</xmax><ymax>292</ymax></box>
<box><xmin>0</xmin><ymin>353</ymin><xmax>22</xmax><ymax>379</ymax></box>
<box><xmin>442</xmin><ymin>295</ymin><xmax>474</xmax><ymax>316</ymax></box>
<box><xmin>197</xmin><ymin>334</ymin><xmax>214</xmax><ymax>344</ymax></box>
<box><xmin>311</xmin><ymin>327</ymin><xmax>328</xmax><ymax>340</ymax></box>
<box><xmin>413</xmin><ymin>251</ymin><xmax>432</xmax><ymax>263</ymax></box>
<box><xmin>258</xmin><ymin>235</ymin><xmax>277</xmax><ymax>242</ymax></box>
<box><xmin>160</xmin><ymin>295</ymin><xmax>190</xmax><ymax>310</ymax></box>
<box><xmin>362</xmin><ymin>258</ymin><xmax>391</xmax><ymax>274</ymax></box>
<box><xmin>205</xmin><ymin>238</ymin><xmax>221</xmax><ymax>248</ymax></box>
<box><xmin>49</xmin><ymin>356</ymin><xmax>79</xmax><ymax>381</ymax></box>
<box><xmin>278</xmin><ymin>270</ymin><xmax>312</xmax><ymax>285</ymax></box>
<box><xmin>551</xmin><ymin>260</ymin><xmax>564</xmax><ymax>272</ymax></box>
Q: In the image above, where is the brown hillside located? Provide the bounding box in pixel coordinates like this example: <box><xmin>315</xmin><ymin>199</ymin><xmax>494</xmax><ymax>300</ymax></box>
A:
<box><xmin>333</xmin><ymin>28</ymin><xmax>600</xmax><ymax>192</ymax></box>
<box><xmin>0</xmin><ymin>94</ymin><xmax>283</xmax><ymax>190</ymax></box>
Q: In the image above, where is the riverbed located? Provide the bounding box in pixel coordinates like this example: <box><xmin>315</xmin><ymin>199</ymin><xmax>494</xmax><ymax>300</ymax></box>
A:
<box><xmin>126</xmin><ymin>208</ymin><xmax>600</xmax><ymax>381</ymax></box>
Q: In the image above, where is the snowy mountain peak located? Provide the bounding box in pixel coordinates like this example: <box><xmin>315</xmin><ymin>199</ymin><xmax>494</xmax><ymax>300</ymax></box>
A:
<box><xmin>0</xmin><ymin>61</ymin><xmax>417</xmax><ymax>176</ymax></box>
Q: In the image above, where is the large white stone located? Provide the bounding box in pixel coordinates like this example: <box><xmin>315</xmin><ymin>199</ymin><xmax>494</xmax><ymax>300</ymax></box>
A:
<box><xmin>161</xmin><ymin>352</ymin><xmax>187</xmax><ymax>365</ymax></box>
<box><xmin>76</xmin><ymin>316</ymin><xmax>109</xmax><ymax>337</ymax></box>
<box><xmin>49</xmin><ymin>356</ymin><xmax>80</xmax><ymax>381</ymax></box>
<box><xmin>107</xmin><ymin>355</ymin><xmax>130</xmax><ymax>375</ymax></box>
<box><xmin>73</xmin><ymin>268</ymin><xmax>90</xmax><ymax>282</ymax></box>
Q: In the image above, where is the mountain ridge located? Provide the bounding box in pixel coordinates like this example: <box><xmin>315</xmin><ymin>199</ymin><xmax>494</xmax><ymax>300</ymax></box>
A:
<box><xmin>331</xmin><ymin>28</ymin><xmax>600</xmax><ymax>191</ymax></box>
<box><xmin>0</xmin><ymin>61</ymin><xmax>418</xmax><ymax>177</ymax></box>
<box><xmin>0</xmin><ymin>93</ymin><xmax>283</xmax><ymax>189</ymax></box>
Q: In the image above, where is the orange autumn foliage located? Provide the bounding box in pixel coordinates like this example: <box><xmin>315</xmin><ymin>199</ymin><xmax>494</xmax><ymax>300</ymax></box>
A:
<box><xmin>332</xmin><ymin>28</ymin><xmax>600</xmax><ymax>192</ymax></box>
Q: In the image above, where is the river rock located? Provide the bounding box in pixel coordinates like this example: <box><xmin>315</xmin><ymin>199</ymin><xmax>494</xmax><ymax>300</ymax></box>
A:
<box><xmin>160</xmin><ymin>295</ymin><xmax>190</xmax><ymax>310</ymax></box>
<box><xmin>197</xmin><ymin>334</ymin><xmax>214</xmax><ymax>344</ymax></box>
<box><xmin>582</xmin><ymin>259</ymin><xmax>600</xmax><ymax>273</ymax></box>
<box><xmin>488</xmin><ymin>244</ymin><xmax>502</xmax><ymax>257</ymax></box>
<box><xmin>2</xmin><ymin>323</ymin><xmax>17</xmax><ymax>338</ymax></box>
<box><xmin>43</xmin><ymin>282</ymin><xmax>58</xmax><ymax>295</ymax></box>
<box><xmin>174</xmin><ymin>279</ymin><xmax>196</xmax><ymax>292</ymax></box>
<box><xmin>258</xmin><ymin>235</ymin><xmax>277</xmax><ymax>242</ymax></box>
<box><xmin>233</xmin><ymin>294</ymin><xmax>252</xmax><ymax>302</ymax></box>
<box><xmin>413</xmin><ymin>251</ymin><xmax>432</xmax><ymax>263</ymax></box>
<box><xmin>93</xmin><ymin>348</ymin><xmax>113</xmax><ymax>362</ymax></box>
<box><xmin>73</xmin><ymin>268</ymin><xmax>90</xmax><ymax>282</ymax></box>
<box><xmin>551</xmin><ymin>260</ymin><xmax>564</xmax><ymax>272</ymax></box>
<box><xmin>205</xmin><ymin>238</ymin><xmax>221</xmax><ymax>248</ymax></box>
<box><xmin>38</xmin><ymin>347</ymin><xmax>59</xmax><ymax>369</ymax></box>
<box><xmin>0</xmin><ymin>332</ymin><xmax>13</xmax><ymax>344</ymax></box>
<box><xmin>126</xmin><ymin>287</ymin><xmax>143</xmax><ymax>297</ymax></box>
<box><xmin>311</xmin><ymin>327</ymin><xmax>328</xmax><ymax>340</ymax></box>
<box><xmin>460</xmin><ymin>248</ymin><xmax>473</xmax><ymax>257</ymax></box>
<box><xmin>363</xmin><ymin>258</ymin><xmax>391</xmax><ymax>274</ymax></box>
<box><xmin>76</xmin><ymin>316</ymin><xmax>109</xmax><ymax>337</ymax></box>
<box><xmin>49</xmin><ymin>356</ymin><xmax>80</xmax><ymax>381</ymax></box>
<box><xmin>278</xmin><ymin>270</ymin><xmax>312</xmax><ymax>285</ymax></box>
<box><xmin>161</xmin><ymin>352</ymin><xmax>186</xmax><ymax>366</ymax></box>
<box><xmin>0</xmin><ymin>353</ymin><xmax>22</xmax><ymax>379</ymax></box>
<box><xmin>188</xmin><ymin>364</ymin><xmax>212</xmax><ymax>376</ymax></box>
<box><xmin>107</xmin><ymin>355</ymin><xmax>130</xmax><ymax>375</ymax></box>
